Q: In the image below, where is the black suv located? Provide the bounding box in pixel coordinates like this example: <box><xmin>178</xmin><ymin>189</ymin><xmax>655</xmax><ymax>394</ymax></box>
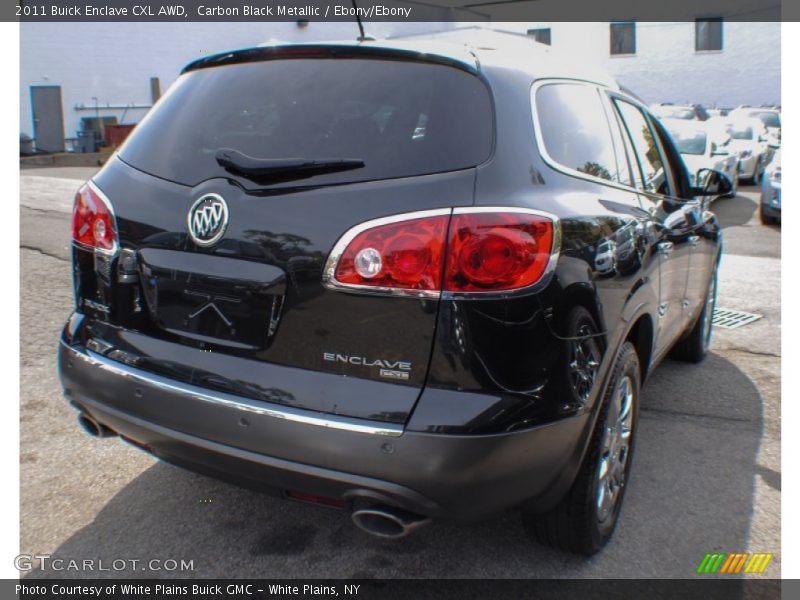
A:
<box><xmin>58</xmin><ymin>32</ymin><xmax>726</xmax><ymax>554</ymax></box>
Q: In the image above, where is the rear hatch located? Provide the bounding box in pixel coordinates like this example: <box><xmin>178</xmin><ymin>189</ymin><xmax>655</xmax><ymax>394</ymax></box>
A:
<box><xmin>77</xmin><ymin>47</ymin><xmax>493</xmax><ymax>424</ymax></box>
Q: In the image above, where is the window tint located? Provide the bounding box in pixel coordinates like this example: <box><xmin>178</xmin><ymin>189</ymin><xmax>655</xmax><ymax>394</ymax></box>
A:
<box><xmin>665</xmin><ymin>126</ymin><xmax>707</xmax><ymax>156</ymax></box>
<box><xmin>120</xmin><ymin>58</ymin><xmax>493</xmax><ymax>187</ymax></box>
<box><xmin>527</xmin><ymin>28</ymin><xmax>551</xmax><ymax>45</ymax></box>
<box><xmin>750</xmin><ymin>111</ymin><xmax>780</xmax><ymax>128</ymax></box>
<box><xmin>696</xmin><ymin>18</ymin><xmax>723</xmax><ymax>51</ymax></box>
<box><xmin>603</xmin><ymin>97</ymin><xmax>635</xmax><ymax>188</ymax></box>
<box><xmin>613</xmin><ymin>100</ymin><xmax>671</xmax><ymax>196</ymax></box>
<box><xmin>610</xmin><ymin>23</ymin><xmax>636</xmax><ymax>55</ymax></box>
<box><xmin>536</xmin><ymin>83</ymin><xmax>621</xmax><ymax>184</ymax></box>
<box><xmin>729</xmin><ymin>125</ymin><xmax>754</xmax><ymax>140</ymax></box>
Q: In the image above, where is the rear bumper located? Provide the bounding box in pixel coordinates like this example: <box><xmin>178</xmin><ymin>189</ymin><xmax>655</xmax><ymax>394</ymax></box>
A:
<box><xmin>738</xmin><ymin>156</ymin><xmax>758</xmax><ymax>178</ymax></box>
<box><xmin>58</xmin><ymin>335</ymin><xmax>589</xmax><ymax>519</ymax></box>
<box><xmin>761</xmin><ymin>186</ymin><xmax>781</xmax><ymax>218</ymax></box>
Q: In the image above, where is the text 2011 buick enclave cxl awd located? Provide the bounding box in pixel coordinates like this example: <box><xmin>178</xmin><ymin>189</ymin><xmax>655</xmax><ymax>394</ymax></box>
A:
<box><xmin>57</xmin><ymin>32</ymin><xmax>728</xmax><ymax>554</ymax></box>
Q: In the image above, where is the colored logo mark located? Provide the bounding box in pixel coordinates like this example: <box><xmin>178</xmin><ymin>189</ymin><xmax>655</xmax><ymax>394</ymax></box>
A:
<box><xmin>697</xmin><ymin>552</ymin><xmax>774</xmax><ymax>574</ymax></box>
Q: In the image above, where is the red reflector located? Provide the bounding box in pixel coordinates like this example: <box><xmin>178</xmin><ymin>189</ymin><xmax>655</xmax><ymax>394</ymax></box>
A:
<box><xmin>72</xmin><ymin>183</ymin><xmax>118</xmax><ymax>252</ymax></box>
<box><xmin>444</xmin><ymin>211</ymin><xmax>555</xmax><ymax>293</ymax></box>
<box><xmin>286</xmin><ymin>491</ymin><xmax>345</xmax><ymax>509</ymax></box>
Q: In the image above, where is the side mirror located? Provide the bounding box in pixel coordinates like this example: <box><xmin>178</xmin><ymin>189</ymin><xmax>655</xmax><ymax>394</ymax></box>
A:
<box><xmin>693</xmin><ymin>168</ymin><xmax>733</xmax><ymax>197</ymax></box>
<box><xmin>759</xmin><ymin>134</ymin><xmax>769</xmax><ymax>142</ymax></box>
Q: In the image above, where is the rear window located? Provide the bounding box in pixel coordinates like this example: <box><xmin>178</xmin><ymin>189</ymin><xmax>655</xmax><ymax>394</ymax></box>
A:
<box><xmin>120</xmin><ymin>58</ymin><xmax>493</xmax><ymax>187</ymax></box>
<box><xmin>750</xmin><ymin>111</ymin><xmax>780</xmax><ymax>128</ymax></box>
<box><xmin>667</xmin><ymin>127</ymin><xmax>707</xmax><ymax>155</ymax></box>
<box><xmin>729</xmin><ymin>125</ymin><xmax>754</xmax><ymax>140</ymax></box>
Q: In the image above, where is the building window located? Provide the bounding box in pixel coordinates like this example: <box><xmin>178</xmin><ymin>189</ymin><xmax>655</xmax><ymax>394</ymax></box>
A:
<box><xmin>610</xmin><ymin>22</ymin><xmax>636</xmax><ymax>55</ymax></box>
<box><xmin>527</xmin><ymin>28</ymin><xmax>551</xmax><ymax>45</ymax></box>
<box><xmin>696</xmin><ymin>18</ymin><xmax>723</xmax><ymax>51</ymax></box>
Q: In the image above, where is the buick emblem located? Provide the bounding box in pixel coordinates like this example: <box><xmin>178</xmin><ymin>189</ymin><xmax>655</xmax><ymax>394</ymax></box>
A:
<box><xmin>187</xmin><ymin>194</ymin><xmax>229</xmax><ymax>247</ymax></box>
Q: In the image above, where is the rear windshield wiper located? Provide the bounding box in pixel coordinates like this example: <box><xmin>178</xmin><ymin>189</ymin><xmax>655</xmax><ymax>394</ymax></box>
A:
<box><xmin>215</xmin><ymin>148</ymin><xmax>365</xmax><ymax>183</ymax></box>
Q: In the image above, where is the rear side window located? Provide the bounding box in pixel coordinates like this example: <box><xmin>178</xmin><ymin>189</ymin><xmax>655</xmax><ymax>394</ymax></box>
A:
<box><xmin>120</xmin><ymin>58</ymin><xmax>493</xmax><ymax>187</ymax></box>
<box><xmin>750</xmin><ymin>111</ymin><xmax>780</xmax><ymax>128</ymax></box>
<box><xmin>613</xmin><ymin>99</ymin><xmax>672</xmax><ymax>196</ymax></box>
<box><xmin>535</xmin><ymin>83</ymin><xmax>622</xmax><ymax>184</ymax></box>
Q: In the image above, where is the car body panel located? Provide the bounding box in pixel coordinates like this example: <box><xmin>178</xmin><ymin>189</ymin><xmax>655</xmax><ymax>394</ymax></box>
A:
<box><xmin>58</xmin><ymin>33</ymin><xmax>721</xmax><ymax>520</ymax></box>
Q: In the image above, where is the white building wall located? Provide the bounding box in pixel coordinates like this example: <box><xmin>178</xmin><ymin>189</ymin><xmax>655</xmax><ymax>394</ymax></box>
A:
<box><xmin>500</xmin><ymin>21</ymin><xmax>781</xmax><ymax>107</ymax></box>
<box><xmin>19</xmin><ymin>21</ymin><xmax>450</xmax><ymax>140</ymax></box>
<box><xmin>20</xmin><ymin>21</ymin><xmax>780</xmax><ymax>142</ymax></box>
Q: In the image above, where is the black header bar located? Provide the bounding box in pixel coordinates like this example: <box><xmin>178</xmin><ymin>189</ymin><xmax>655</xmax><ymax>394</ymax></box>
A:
<box><xmin>4</xmin><ymin>578</ymin><xmax>785</xmax><ymax>599</ymax></box>
<box><xmin>6</xmin><ymin>0</ymin><xmax>789</xmax><ymax>23</ymax></box>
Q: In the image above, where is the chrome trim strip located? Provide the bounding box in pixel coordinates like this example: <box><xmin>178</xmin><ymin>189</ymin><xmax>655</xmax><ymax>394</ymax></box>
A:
<box><xmin>322</xmin><ymin>208</ymin><xmax>452</xmax><ymax>299</ymax></box>
<box><xmin>61</xmin><ymin>340</ymin><xmax>404</xmax><ymax>437</ymax></box>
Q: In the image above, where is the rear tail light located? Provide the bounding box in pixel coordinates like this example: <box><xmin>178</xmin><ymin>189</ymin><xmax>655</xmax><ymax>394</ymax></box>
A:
<box><xmin>445</xmin><ymin>211</ymin><xmax>555</xmax><ymax>293</ymax></box>
<box><xmin>324</xmin><ymin>208</ymin><xmax>559</xmax><ymax>298</ymax></box>
<box><xmin>72</xmin><ymin>182</ymin><xmax>118</xmax><ymax>253</ymax></box>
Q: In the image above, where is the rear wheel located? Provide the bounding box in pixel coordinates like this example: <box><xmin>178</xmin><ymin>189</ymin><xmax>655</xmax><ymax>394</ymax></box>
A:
<box><xmin>523</xmin><ymin>342</ymin><xmax>640</xmax><ymax>555</ymax></box>
<box><xmin>760</xmin><ymin>203</ymin><xmax>778</xmax><ymax>225</ymax></box>
<box><xmin>671</xmin><ymin>262</ymin><xmax>718</xmax><ymax>362</ymax></box>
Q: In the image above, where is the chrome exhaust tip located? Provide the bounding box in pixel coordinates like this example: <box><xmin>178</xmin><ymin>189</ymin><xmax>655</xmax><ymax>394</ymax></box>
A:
<box><xmin>77</xmin><ymin>412</ymin><xmax>116</xmax><ymax>438</ymax></box>
<box><xmin>351</xmin><ymin>506</ymin><xmax>431</xmax><ymax>539</ymax></box>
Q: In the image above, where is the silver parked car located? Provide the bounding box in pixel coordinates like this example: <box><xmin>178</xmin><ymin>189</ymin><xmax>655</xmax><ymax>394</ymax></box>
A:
<box><xmin>760</xmin><ymin>150</ymin><xmax>781</xmax><ymax>225</ymax></box>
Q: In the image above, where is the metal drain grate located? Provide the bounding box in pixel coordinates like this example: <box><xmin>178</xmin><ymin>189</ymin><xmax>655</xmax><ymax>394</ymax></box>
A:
<box><xmin>712</xmin><ymin>308</ymin><xmax>763</xmax><ymax>330</ymax></box>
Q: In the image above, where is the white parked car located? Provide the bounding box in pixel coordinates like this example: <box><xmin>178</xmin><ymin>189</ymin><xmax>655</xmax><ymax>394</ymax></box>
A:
<box><xmin>593</xmin><ymin>239</ymin><xmax>617</xmax><ymax>275</ymax></box>
<box><xmin>650</xmin><ymin>104</ymin><xmax>699</xmax><ymax>121</ymax></box>
<box><xmin>729</xmin><ymin>107</ymin><xmax>781</xmax><ymax>147</ymax></box>
<box><xmin>706</xmin><ymin>108</ymin><xmax>730</xmax><ymax>119</ymax></box>
<box><xmin>662</xmin><ymin>118</ymin><xmax>738</xmax><ymax>198</ymax></box>
<box><xmin>713</xmin><ymin>117</ymin><xmax>772</xmax><ymax>183</ymax></box>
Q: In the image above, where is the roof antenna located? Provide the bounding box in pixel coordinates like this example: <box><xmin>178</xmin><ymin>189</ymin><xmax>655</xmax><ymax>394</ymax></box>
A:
<box><xmin>352</xmin><ymin>0</ymin><xmax>375</xmax><ymax>41</ymax></box>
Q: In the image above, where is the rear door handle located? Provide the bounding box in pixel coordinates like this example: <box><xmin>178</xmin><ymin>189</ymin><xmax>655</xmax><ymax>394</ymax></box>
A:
<box><xmin>657</xmin><ymin>241</ymin><xmax>674</xmax><ymax>258</ymax></box>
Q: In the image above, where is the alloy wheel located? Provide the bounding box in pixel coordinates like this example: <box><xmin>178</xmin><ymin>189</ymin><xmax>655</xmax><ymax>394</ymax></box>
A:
<box><xmin>596</xmin><ymin>374</ymin><xmax>635</xmax><ymax>524</ymax></box>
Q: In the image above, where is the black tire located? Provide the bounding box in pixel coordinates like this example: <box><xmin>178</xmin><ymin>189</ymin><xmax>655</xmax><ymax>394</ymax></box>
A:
<box><xmin>760</xmin><ymin>204</ymin><xmax>778</xmax><ymax>226</ymax></box>
<box><xmin>671</xmin><ymin>262</ymin><xmax>718</xmax><ymax>362</ymax></box>
<box><xmin>523</xmin><ymin>342</ymin><xmax>640</xmax><ymax>555</ymax></box>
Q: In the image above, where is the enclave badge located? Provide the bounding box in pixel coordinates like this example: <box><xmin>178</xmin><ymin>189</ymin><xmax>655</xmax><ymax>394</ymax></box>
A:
<box><xmin>187</xmin><ymin>194</ymin><xmax>229</xmax><ymax>247</ymax></box>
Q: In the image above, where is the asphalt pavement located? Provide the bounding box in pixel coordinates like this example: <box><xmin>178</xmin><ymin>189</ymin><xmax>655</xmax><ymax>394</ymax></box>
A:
<box><xmin>19</xmin><ymin>168</ymin><xmax>780</xmax><ymax>579</ymax></box>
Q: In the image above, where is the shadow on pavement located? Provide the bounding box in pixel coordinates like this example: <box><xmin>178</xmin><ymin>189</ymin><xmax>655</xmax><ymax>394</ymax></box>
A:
<box><xmin>712</xmin><ymin>191</ymin><xmax>757</xmax><ymax>229</ymax></box>
<box><xmin>29</xmin><ymin>353</ymin><xmax>766</xmax><ymax>579</ymax></box>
